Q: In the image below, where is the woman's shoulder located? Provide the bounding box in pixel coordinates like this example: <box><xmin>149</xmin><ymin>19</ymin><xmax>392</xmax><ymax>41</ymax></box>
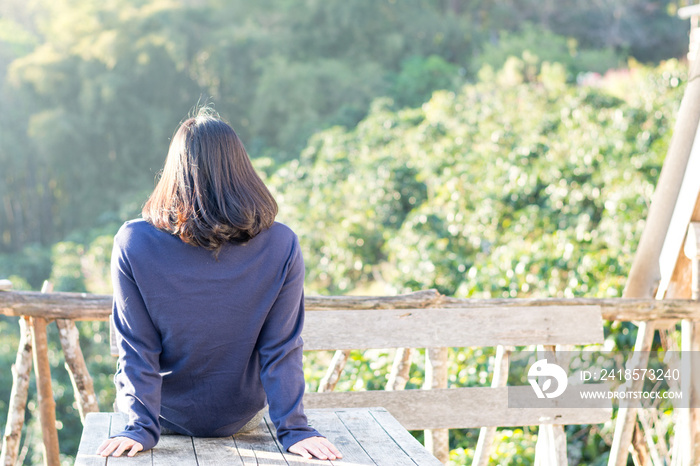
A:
<box><xmin>263</xmin><ymin>222</ymin><xmax>300</xmax><ymax>245</ymax></box>
<box><xmin>114</xmin><ymin>218</ymin><xmax>170</xmax><ymax>250</ymax></box>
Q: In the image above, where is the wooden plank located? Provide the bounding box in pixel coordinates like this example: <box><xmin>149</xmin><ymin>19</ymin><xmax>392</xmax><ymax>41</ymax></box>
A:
<box><xmin>152</xmin><ymin>434</ymin><xmax>197</xmax><ymax>466</ymax></box>
<box><xmin>75</xmin><ymin>413</ymin><xmax>110</xmax><ymax>466</ymax></box>
<box><xmin>367</xmin><ymin>408</ymin><xmax>442</xmax><ymax>466</ymax></box>
<box><xmin>303</xmin><ymin>306</ymin><xmax>603</xmax><ymax>350</ymax></box>
<box><xmin>234</xmin><ymin>418</ymin><xmax>287</xmax><ymax>465</ymax></box>
<box><xmin>193</xmin><ymin>436</ymin><xmax>244</xmax><ymax>466</ymax></box>
<box><xmin>305</xmin><ymin>386</ymin><xmax>611</xmax><ymax>431</ymax></box>
<box><xmin>335</xmin><ymin>409</ymin><xmax>417</xmax><ymax>466</ymax></box>
<box><xmin>107</xmin><ymin>413</ymin><xmax>151</xmax><ymax>465</ymax></box>
<box><xmin>4</xmin><ymin>289</ymin><xmax>700</xmax><ymax>322</ymax></box>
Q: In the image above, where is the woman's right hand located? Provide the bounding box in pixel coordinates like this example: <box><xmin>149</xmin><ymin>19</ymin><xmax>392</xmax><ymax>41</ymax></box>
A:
<box><xmin>96</xmin><ymin>436</ymin><xmax>144</xmax><ymax>457</ymax></box>
<box><xmin>288</xmin><ymin>436</ymin><xmax>342</xmax><ymax>460</ymax></box>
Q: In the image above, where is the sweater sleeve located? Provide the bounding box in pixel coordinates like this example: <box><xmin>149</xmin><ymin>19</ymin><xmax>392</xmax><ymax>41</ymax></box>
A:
<box><xmin>109</xmin><ymin>229</ymin><xmax>162</xmax><ymax>451</ymax></box>
<box><xmin>256</xmin><ymin>236</ymin><xmax>321</xmax><ymax>451</ymax></box>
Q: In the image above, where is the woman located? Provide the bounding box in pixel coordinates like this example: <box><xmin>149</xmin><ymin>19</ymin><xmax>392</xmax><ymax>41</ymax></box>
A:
<box><xmin>97</xmin><ymin>110</ymin><xmax>341</xmax><ymax>461</ymax></box>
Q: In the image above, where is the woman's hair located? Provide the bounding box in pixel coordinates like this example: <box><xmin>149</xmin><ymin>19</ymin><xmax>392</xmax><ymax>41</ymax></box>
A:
<box><xmin>142</xmin><ymin>111</ymin><xmax>278</xmax><ymax>251</ymax></box>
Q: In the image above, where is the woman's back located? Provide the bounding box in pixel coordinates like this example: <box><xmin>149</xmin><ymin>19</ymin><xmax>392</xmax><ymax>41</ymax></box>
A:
<box><xmin>112</xmin><ymin>219</ymin><xmax>312</xmax><ymax>446</ymax></box>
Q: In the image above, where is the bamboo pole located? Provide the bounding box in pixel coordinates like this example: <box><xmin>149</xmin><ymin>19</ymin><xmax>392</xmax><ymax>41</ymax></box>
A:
<box><xmin>0</xmin><ymin>317</ymin><xmax>33</xmax><ymax>466</ymax></box>
<box><xmin>472</xmin><ymin>345</ymin><xmax>510</xmax><ymax>466</ymax></box>
<box><xmin>624</xmin><ymin>45</ymin><xmax>700</xmax><ymax>300</ymax></box>
<box><xmin>424</xmin><ymin>347</ymin><xmax>449</xmax><ymax>463</ymax></box>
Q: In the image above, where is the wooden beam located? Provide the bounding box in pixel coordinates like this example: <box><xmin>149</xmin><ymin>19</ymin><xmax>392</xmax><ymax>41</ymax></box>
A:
<box><xmin>4</xmin><ymin>290</ymin><xmax>700</xmax><ymax>321</ymax></box>
<box><xmin>304</xmin><ymin>386</ymin><xmax>612</xmax><ymax>431</ymax></box>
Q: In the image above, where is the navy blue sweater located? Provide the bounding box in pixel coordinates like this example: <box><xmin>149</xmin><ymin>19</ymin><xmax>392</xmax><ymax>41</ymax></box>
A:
<box><xmin>110</xmin><ymin>219</ymin><xmax>320</xmax><ymax>451</ymax></box>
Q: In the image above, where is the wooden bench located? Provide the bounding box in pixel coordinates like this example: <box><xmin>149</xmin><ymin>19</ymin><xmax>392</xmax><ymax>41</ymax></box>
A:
<box><xmin>105</xmin><ymin>298</ymin><xmax>609</xmax><ymax>464</ymax></box>
<box><xmin>300</xmin><ymin>303</ymin><xmax>611</xmax><ymax>465</ymax></box>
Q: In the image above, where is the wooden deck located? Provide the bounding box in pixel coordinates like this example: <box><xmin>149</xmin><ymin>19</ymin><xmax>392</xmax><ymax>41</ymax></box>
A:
<box><xmin>74</xmin><ymin>408</ymin><xmax>442</xmax><ymax>465</ymax></box>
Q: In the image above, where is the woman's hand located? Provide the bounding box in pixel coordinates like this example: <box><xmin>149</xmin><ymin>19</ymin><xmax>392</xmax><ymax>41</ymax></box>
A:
<box><xmin>96</xmin><ymin>436</ymin><xmax>144</xmax><ymax>457</ymax></box>
<box><xmin>288</xmin><ymin>436</ymin><xmax>342</xmax><ymax>460</ymax></box>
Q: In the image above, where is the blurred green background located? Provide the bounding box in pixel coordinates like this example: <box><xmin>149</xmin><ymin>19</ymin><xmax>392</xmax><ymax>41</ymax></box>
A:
<box><xmin>0</xmin><ymin>0</ymin><xmax>692</xmax><ymax>463</ymax></box>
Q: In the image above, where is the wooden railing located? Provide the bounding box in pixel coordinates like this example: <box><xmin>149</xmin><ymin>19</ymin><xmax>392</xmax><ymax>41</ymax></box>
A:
<box><xmin>1</xmin><ymin>286</ymin><xmax>699</xmax><ymax>465</ymax></box>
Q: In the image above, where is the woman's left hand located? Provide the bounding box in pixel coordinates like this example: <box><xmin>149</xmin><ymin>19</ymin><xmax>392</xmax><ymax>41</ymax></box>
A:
<box><xmin>96</xmin><ymin>436</ymin><xmax>144</xmax><ymax>457</ymax></box>
<box><xmin>288</xmin><ymin>436</ymin><xmax>342</xmax><ymax>460</ymax></box>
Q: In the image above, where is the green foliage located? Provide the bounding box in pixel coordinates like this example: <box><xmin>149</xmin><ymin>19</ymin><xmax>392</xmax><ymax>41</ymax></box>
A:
<box><xmin>0</xmin><ymin>245</ymin><xmax>52</xmax><ymax>290</ymax></box>
<box><xmin>390</xmin><ymin>55</ymin><xmax>462</xmax><ymax>108</ymax></box>
<box><xmin>276</xmin><ymin>58</ymin><xmax>685</xmax><ymax>300</ymax></box>
<box><xmin>0</xmin><ymin>0</ymin><xmax>685</xmax><ymax>252</ymax></box>
<box><xmin>472</xmin><ymin>23</ymin><xmax>621</xmax><ymax>79</ymax></box>
<box><xmin>49</xmin><ymin>242</ymin><xmax>87</xmax><ymax>292</ymax></box>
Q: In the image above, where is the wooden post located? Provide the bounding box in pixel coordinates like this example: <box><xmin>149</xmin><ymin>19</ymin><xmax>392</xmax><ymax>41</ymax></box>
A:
<box><xmin>386</xmin><ymin>348</ymin><xmax>414</xmax><ymax>391</ymax></box>
<box><xmin>534</xmin><ymin>345</ymin><xmax>568</xmax><ymax>466</ymax></box>
<box><xmin>424</xmin><ymin>347</ymin><xmax>449</xmax><ymax>463</ymax></box>
<box><xmin>29</xmin><ymin>316</ymin><xmax>60</xmax><ymax>466</ymax></box>
<box><xmin>472</xmin><ymin>345</ymin><xmax>510</xmax><ymax>466</ymax></box>
<box><xmin>56</xmin><ymin>319</ymin><xmax>99</xmax><ymax>421</ymax></box>
<box><xmin>29</xmin><ymin>281</ymin><xmax>60</xmax><ymax>466</ymax></box>
<box><xmin>680</xmin><ymin>223</ymin><xmax>700</xmax><ymax>465</ymax></box>
<box><xmin>0</xmin><ymin>317</ymin><xmax>33</xmax><ymax>466</ymax></box>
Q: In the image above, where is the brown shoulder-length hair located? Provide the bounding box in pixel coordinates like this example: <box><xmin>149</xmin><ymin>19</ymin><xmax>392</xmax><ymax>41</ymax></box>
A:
<box><xmin>142</xmin><ymin>113</ymin><xmax>278</xmax><ymax>251</ymax></box>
